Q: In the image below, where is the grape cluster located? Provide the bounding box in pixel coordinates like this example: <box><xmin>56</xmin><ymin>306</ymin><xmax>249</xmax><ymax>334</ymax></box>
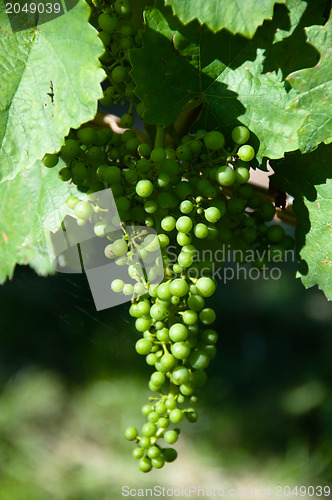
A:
<box><xmin>87</xmin><ymin>0</ymin><xmax>144</xmax><ymax>120</ymax></box>
<box><xmin>43</xmin><ymin>124</ymin><xmax>294</xmax><ymax>471</ymax></box>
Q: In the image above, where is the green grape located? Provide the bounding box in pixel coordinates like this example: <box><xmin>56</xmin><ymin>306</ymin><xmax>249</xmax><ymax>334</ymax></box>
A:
<box><xmin>125</xmin><ymin>427</ymin><xmax>138</xmax><ymax>440</ymax></box>
<box><xmin>137</xmin><ymin>300</ymin><xmax>150</xmax><ymax>316</ymax></box>
<box><xmin>182</xmin><ymin>310</ymin><xmax>198</xmax><ymax>325</ymax></box>
<box><xmin>43</xmin><ymin>153</ymin><xmax>58</xmax><ymax>168</ymax></box>
<box><xmin>205</xmin><ymin>207</ymin><xmax>221</xmax><ymax>223</ymax></box>
<box><xmin>189</xmin><ymin>349</ymin><xmax>210</xmax><ymax>370</ymax></box>
<box><xmin>235</xmin><ymin>166</ymin><xmax>250</xmax><ymax>184</ymax></box>
<box><xmin>136</xmin><ymin>179</ymin><xmax>153</xmax><ymax>197</ymax></box>
<box><xmin>201</xmin><ymin>329</ymin><xmax>218</xmax><ymax>344</ymax></box>
<box><xmin>139</xmin><ymin>457</ymin><xmax>152</xmax><ymax>473</ymax></box>
<box><xmin>139</xmin><ymin>436</ymin><xmax>151</xmax><ymax>449</ymax></box>
<box><xmin>232</xmin><ymin>126</ymin><xmax>250</xmax><ymax>145</ymax></box>
<box><xmin>112</xmin><ymin>239</ymin><xmax>128</xmax><ymax>256</ymax></box>
<box><xmin>228</xmin><ymin>197</ymin><xmax>246</xmax><ymax>214</ymax></box>
<box><xmin>169</xmin><ymin>323</ymin><xmax>188</xmax><ymax>341</ymax></box>
<box><xmin>120</xmin><ymin>113</ymin><xmax>135</xmax><ymax>128</ymax></box>
<box><xmin>142</xmin><ymin>422</ymin><xmax>157</xmax><ymax>437</ymax></box>
<box><xmin>185</xmin><ymin>408</ymin><xmax>198</xmax><ymax>423</ymax></box>
<box><xmin>176</xmin><ymin>145</ymin><xmax>191</xmax><ymax>160</ymax></box>
<box><xmin>74</xmin><ymin>201</ymin><xmax>92</xmax><ymax>220</ymax></box>
<box><xmin>111</xmin><ymin>279</ymin><xmax>124</xmax><ymax>293</ymax></box>
<box><xmin>180</xmin><ymin>382</ymin><xmax>195</xmax><ymax>396</ymax></box>
<box><xmin>135</xmin><ymin>339</ymin><xmax>152</xmax><ymax>355</ymax></box>
<box><xmin>180</xmin><ymin>200</ymin><xmax>194</xmax><ymax>214</ymax></box>
<box><xmin>165</xmin><ymin>397</ymin><xmax>177</xmax><ymax>410</ymax></box>
<box><xmin>260</xmin><ymin>202</ymin><xmax>276</xmax><ymax>221</ymax></box>
<box><xmin>157</xmin><ymin>192</ymin><xmax>177</xmax><ymax>209</ymax></box>
<box><xmin>160</xmin><ymin>353</ymin><xmax>176</xmax><ymax>371</ymax></box>
<box><xmin>138</xmin><ymin>143</ymin><xmax>151</xmax><ymax>157</ymax></box>
<box><xmin>176</xmin><ymin>216</ymin><xmax>193</xmax><ymax>233</ymax></box>
<box><xmin>111</xmin><ymin>65</ymin><xmax>129</xmax><ymax>83</ymax></box>
<box><xmin>142</xmin><ymin>404</ymin><xmax>153</xmax><ymax>416</ymax></box>
<box><xmin>199</xmin><ymin>308</ymin><xmax>216</xmax><ymax>325</ymax></box>
<box><xmin>238</xmin><ymin>144</ymin><xmax>255</xmax><ymax>162</ymax></box>
<box><xmin>157</xmin><ymin>283</ymin><xmax>172</xmax><ymax>300</ymax></box>
<box><xmin>151</xmin><ymin>456</ymin><xmax>165</xmax><ymax>469</ymax></box>
<box><xmin>151</xmin><ymin>371</ymin><xmax>165</xmax><ymax>387</ymax></box>
<box><xmin>155</xmin><ymin>402</ymin><xmax>167</xmax><ymax>415</ymax></box>
<box><xmin>204</xmin><ymin>130</ymin><xmax>225</xmax><ymax>150</ymax></box>
<box><xmin>216</xmin><ymin>165</ymin><xmax>235</xmax><ymax>186</ymax></box>
<box><xmin>163</xmin><ymin>448</ymin><xmax>177</xmax><ymax>462</ymax></box>
<box><xmin>135</xmin><ymin>317</ymin><xmax>152</xmax><ymax>332</ymax></box>
<box><xmin>59</xmin><ymin>168</ymin><xmax>71</xmax><ymax>182</ymax></box>
<box><xmin>98</xmin><ymin>12</ymin><xmax>118</xmax><ymax>32</ymax></box>
<box><xmin>164</xmin><ymin>430</ymin><xmax>178</xmax><ymax>445</ymax></box>
<box><xmin>158</xmin><ymin>234</ymin><xmax>169</xmax><ymax>248</ymax></box>
<box><xmin>157</xmin><ymin>417</ymin><xmax>169</xmax><ymax>429</ymax></box>
<box><xmin>146</xmin><ymin>353</ymin><xmax>157</xmax><ymax>366</ymax></box>
<box><xmin>177</xmin><ymin>252</ymin><xmax>193</xmax><ymax>267</ymax></box>
<box><xmin>175</xmin><ymin>181</ymin><xmax>194</xmax><ymax>199</ymax></box>
<box><xmin>187</xmin><ymin>295</ymin><xmax>205</xmax><ymax>312</ymax></box>
<box><xmin>243</xmin><ymin>228</ymin><xmax>257</xmax><ymax>243</ymax></box>
<box><xmin>177</xmin><ymin>233</ymin><xmax>192</xmax><ymax>247</ymax></box>
<box><xmin>196</xmin><ymin>277</ymin><xmax>216</xmax><ymax>297</ymax></box>
<box><xmin>171</xmin><ymin>342</ymin><xmax>191</xmax><ymax>360</ymax></box>
<box><xmin>66</xmin><ymin>195</ymin><xmax>78</xmax><ymax>210</ymax></box>
<box><xmin>170</xmin><ymin>279</ymin><xmax>189</xmax><ymax>297</ymax></box>
<box><xmin>267</xmin><ymin>225</ymin><xmax>285</xmax><ymax>243</ymax></box>
<box><xmin>147</xmin><ymin>446</ymin><xmax>161</xmax><ymax>459</ymax></box>
<box><xmin>172</xmin><ymin>366</ymin><xmax>190</xmax><ymax>385</ymax></box>
<box><xmin>190</xmin><ymin>370</ymin><xmax>208</xmax><ymax>387</ymax></box>
<box><xmin>194</xmin><ymin>223</ymin><xmax>209</xmax><ymax>239</ymax></box>
<box><xmin>150</xmin><ymin>303</ymin><xmax>168</xmax><ymax>320</ymax></box>
<box><xmin>115</xmin><ymin>0</ymin><xmax>132</xmax><ymax>16</ymax></box>
<box><xmin>123</xmin><ymin>284</ymin><xmax>134</xmax><ymax>296</ymax></box>
<box><xmin>150</xmin><ymin>147</ymin><xmax>166</xmax><ymax>163</ymax></box>
<box><xmin>126</xmin><ymin>138</ymin><xmax>140</xmax><ymax>153</ymax></box>
<box><xmin>169</xmin><ymin>409</ymin><xmax>183</xmax><ymax>424</ymax></box>
<box><xmin>133</xmin><ymin>447</ymin><xmax>144</xmax><ymax>459</ymax></box>
<box><xmin>77</xmin><ymin>127</ymin><xmax>97</xmax><ymax>145</ymax></box>
<box><xmin>158</xmin><ymin>172</ymin><xmax>170</xmax><ymax>188</ymax></box>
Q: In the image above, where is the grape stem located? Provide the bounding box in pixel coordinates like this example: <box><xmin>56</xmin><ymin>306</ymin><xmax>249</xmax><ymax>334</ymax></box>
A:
<box><xmin>154</xmin><ymin>124</ymin><xmax>166</xmax><ymax>149</ymax></box>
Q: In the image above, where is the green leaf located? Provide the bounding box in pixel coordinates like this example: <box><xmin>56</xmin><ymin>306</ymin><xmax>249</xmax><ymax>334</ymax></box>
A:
<box><xmin>131</xmin><ymin>7</ymin><xmax>306</xmax><ymax>162</ymax></box>
<box><xmin>273</xmin><ymin>0</ymin><xmax>307</xmax><ymax>43</ymax></box>
<box><xmin>287</xmin><ymin>15</ymin><xmax>332</xmax><ymax>153</ymax></box>
<box><xmin>271</xmin><ymin>144</ymin><xmax>332</xmax><ymax>300</ymax></box>
<box><xmin>0</xmin><ymin>162</ymin><xmax>78</xmax><ymax>283</ymax></box>
<box><xmin>165</xmin><ymin>0</ymin><xmax>283</xmax><ymax>38</ymax></box>
<box><xmin>0</xmin><ymin>0</ymin><xmax>105</xmax><ymax>182</ymax></box>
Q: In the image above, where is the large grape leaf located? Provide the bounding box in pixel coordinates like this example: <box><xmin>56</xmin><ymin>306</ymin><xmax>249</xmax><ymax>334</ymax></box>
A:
<box><xmin>131</xmin><ymin>7</ymin><xmax>307</xmax><ymax>162</ymax></box>
<box><xmin>0</xmin><ymin>162</ymin><xmax>78</xmax><ymax>283</ymax></box>
<box><xmin>273</xmin><ymin>0</ymin><xmax>307</xmax><ymax>43</ymax></box>
<box><xmin>0</xmin><ymin>0</ymin><xmax>104</xmax><ymax>182</ymax></box>
<box><xmin>287</xmin><ymin>15</ymin><xmax>332</xmax><ymax>153</ymax></box>
<box><xmin>271</xmin><ymin>144</ymin><xmax>332</xmax><ymax>300</ymax></box>
<box><xmin>165</xmin><ymin>0</ymin><xmax>283</xmax><ymax>38</ymax></box>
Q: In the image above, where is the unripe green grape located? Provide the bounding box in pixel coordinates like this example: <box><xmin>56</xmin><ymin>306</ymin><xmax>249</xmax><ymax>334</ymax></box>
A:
<box><xmin>169</xmin><ymin>409</ymin><xmax>183</xmax><ymax>424</ymax></box>
<box><xmin>125</xmin><ymin>426</ymin><xmax>138</xmax><ymax>440</ymax></box>
<box><xmin>177</xmin><ymin>232</ymin><xmax>192</xmax><ymax>247</ymax></box>
<box><xmin>43</xmin><ymin>153</ymin><xmax>58</xmax><ymax>168</ymax></box>
<box><xmin>112</xmin><ymin>239</ymin><xmax>128</xmax><ymax>256</ymax></box>
<box><xmin>260</xmin><ymin>202</ymin><xmax>276</xmax><ymax>221</ymax></box>
<box><xmin>74</xmin><ymin>201</ymin><xmax>93</xmax><ymax>220</ymax></box>
<box><xmin>190</xmin><ymin>139</ymin><xmax>202</xmax><ymax>155</ymax></box>
<box><xmin>182</xmin><ymin>310</ymin><xmax>198</xmax><ymax>325</ymax></box>
<box><xmin>204</xmin><ymin>130</ymin><xmax>225</xmax><ymax>150</ymax></box>
<box><xmin>120</xmin><ymin>113</ymin><xmax>135</xmax><ymax>128</ymax></box>
<box><xmin>267</xmin><ymin>225</ymin><xmax>285</xmax><ymax>243</ymax></box>
<box><xmin>142</xmin><ymin>404</ymin><xmax>153</xmax><ymax>416</ymax></box>
<box><xmin>175</xmin><ymin>181</ymin><xmax>194</xmax><ymax>199</ymax></box>
<box><xmin>146</xmin><ymin>353</ymin><xmax>157</xmax><ymax>366</ymax></box>
<box><xmin>135</xmin><ymin>338</ymin><xmax>152</xmax><ymax>355</ymax></box>
<box><xmin>171</xmin><ymin>342</ymin><xmax>191</xmax><ymax>360</ymax></box>
<box><xmin>172</xmin><ymin>366</ymin><xmax>190</xmax><ymax>386</ymax></box>
<box><xmin>139</xmin><ymin>457</ymin><xmax>152</xmax><ymax>473</ymax></box>
<box><xmin>176</xmin><ymin>216</ymin><xmax>193</xmax><ymax>233</ymax></box>
<box><xmin>77</xmin><ymin>127</ymin><xmax>97</xmax><ymax>145</ymax></box>
<box><xmin>180</xmin><ymin>200</ymin><xmax>194</xmax><ymax>214</ymax></box>
<box><xmin>177</xmin><ymin>394</ymin><xmax>185</xmax><ymax>404</ymax></box>
<box><xmin>103</xmin><ymin>165</ymin><xmax>122</xmax><ymax>184</ymax></box>
<box><xmin>164</xmin><ymin>430</ymin><xmax>178</xmax><ymax>445</ymax></box>
<box><xmin>123</xmin><ymin>284</ymin><xmax>134</xmax><ymax>296</ymax></box>
<box><xmin>120</xmin><ymin>36</ymin><xmax>133</xmax><ymax>49</ymax></box>
<box><xmin>147</xmin><ymin>446</ymin><xmax>161</xmax><ymax>459</ymax></box>
<box><xmin>111</xmin><ymin>279</ymin><xmax>124</xmax><ymax>293</ymax></box>
<box><xmin>135</xmin><ymin>317</ymin><xmax>152</xmax><ymax>332</ymax></box>
<box><xmin>185</xmin><ymin>408</ymin><xmax>198</xmax><ymax>423</ymax></box>
<box><xmin>138</xmin><ymin>142</ymin><xmax>151</xmax><ymax>157</ymax></box>
<box><xmin>201</xmin><ymin>329</ymin><xmax>218</xmax><ymax>344</ymax></box>
<box><xmin>189</xmin><ymin>349</ymin><xmax>210</xmax><ymax>370</ymax></box>
<box><xmin>66</xmin><ymin>195</ymin><xmax>79</xmax><ymax>210</ymax></box>
<box><xmin>141</xmin><ymin>422</ymin><xmax>157</xmax><ymax>438</ymax></box>
<box><xmin>150</xmin><ymin>147</ymin><xmax>166</xmax><ymax>163</ymax></box>
<box><xmin>158</xmin><ymin>234</ymin><xmax>169</xmax><ymax>248</ymax></box>
<box><xmin>152</xmin><ymin>456</ymin><xmax>165</xmax><ymax>469</ymax></box>
<box><xmin>243</xmin><ymin>228</ymin><xmax>257</xmax><ymax>243</ymax></box>
<box><xmin>111</xmin><ymin>65</ymin><xmax>129</xmax><ymax>83</ymax></box>
<box><xmin>59</xmin><ymin>167</ymin><xmax>71</xmax><ymax>182</ymax></box>
<box><xmin>238</xmin><ymin>144</ymin><xmax>255</xmax><ymax>162</ymax></box>
<box><xmin>180</xmin><ymin>382</ymin><xmax>195</xmax><ymax>396</ymax></box>
<box><xmin>194</xmin><ymin>223</ymin><xmax>209</xmax><ymax>239</ymax></box>
<box><xmin>232</xmin><ymin>125</ymin><xmax>250</xmax><ymax>145</ymax></box>
<box><xmin>199</xmin><ymin>308</ymin><xmax>216</xmax><ymax>325</ymax></box>
<box><xmin>157</xmin><ymin>417</ymin><xmax>169</xmax><ymax>429</ymax></box>
<box><xmin>190</xmin><ymin>370</ymin><xmax>208</xmax><ymax>387</ymax></box>
<box><xmin>160</xmin><ymin>353</ymin><xmax>176</xmax><ymax>371</ymax></box>
<box><xmin>147</xmin><ymin>411</ymin><xmax>159</xmax><ymax>424</ymax></box>
<box><xmin>115</xmin><ymin>0</ymin><xmax>132</xmax><ymax>16</ymax></box>
<box><xmin>176</xmin><ymin>145</ymin><xmax>191</xmax><ymax>160</ymax></box>
<box><xmin>177</xmin><ymin>252</ymin><xmax>193</xmax><ymax>267</ymax></box>
<box><xmin>205</xmin><ymin>207</ymin><xmax>221</xmax><ymax>223</ymax></box>
<box><xmin>170</xmin><ymin>279</ymin><xmax>189</xmax><ymax>297</ymax></box>
<box><xmin>196</xmin><ymin>277</ymin><xmax>216</xmax><ymax>298</ymax></box>
<box><xmin>126</xmin><ymin>138</ymin><xmax>140</xmax><ymax>153</ymax></box>
<box><xmin>133</xmin><ymin>447</ymin><xmax>144</xmax><ymax>459</ymax></box>
<box><xmin>216</xmin><ymin>165</ymin><xmax>235</xmax><ymax>186</ymax></box>
<box><xmin>155</xmin><ymin>402</ymin><xmax>167</xmax><ymax>415</ymax></box>
<box><xmin>163</xmin><ymin>448</ymin><xmax>177</xmax><ymax>463</ymax></box>
<box><xmin>169</xmin><ymin>323</ymin><xmax>188</xmax><ymax>341</ymax></box>
<box><xmin>136</xmin><ymin>179</ymin><xmax>153</xmax><ymax>197</ymax></box>
<box><xmin>139</xmin><ymin>436</ymin><xmax>151</xmax><ymax>449</ymax></box>
<box><xmin>235</xmin><ymin>166</ymin><xmax>250</xmax><ymax>184</ymax></box>
<box><xmin>228</xmin><ymin>197</ymin><xmax>246</xmax><ymax>214</ymax></box>
<box><xmin>158</xmin><ymin>172</ymin><xmax>170</xmax><ymax>188</ymax></box>
<box><xmin>202</xmin><ymin>344</ymin><xmax>217</xmax><ymax>360</ymax></box>
<box><xmin>98</xmin><ymin>12</ymin><xmax>118</xmax><ymax>32</ymax></box>
<box><xmin>150</xmin><ymin>303</ymin><xmax>168</xmax><ymax>320</ymax></box>
<box><xmin>157</xmin><ymin>283</ymin><xmax>172</xmax><ymax>301</ymax></box>
<box><xmin>187</xmin><ymin>294</ymin><xmax>205</xmax><ymax>312</ymax></box>
<box><xmin>165</xmin><ymin>397</ymin><xmax>177</xmax><ymax>410</ymax></box>
<box><xmin>151</xmin><ymin>371</ymin><xmax>166</xmax><ymax>387</ymax></box>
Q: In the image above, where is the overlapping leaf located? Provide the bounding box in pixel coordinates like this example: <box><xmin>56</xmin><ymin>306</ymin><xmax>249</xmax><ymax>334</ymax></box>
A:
<box><xmin>131</xmin><ymin>7</ymin><xmax>306</xmax><ymax>162</ymax></box>
<box><xmin>271</xmin><ymin>144</ymin><xmax>332</xmax><ymax>300</ymax></box>
<box><xmin>165</xmin><ymin>0</ymin><xmax>282</xmax><ymax>37</ymax></box>
<box><xmin>0</xmin><ymin>162</ymin><xmax>78</xmax><ymax>283</ymax></box>
<box><xmin>287</xmin><ymin>15</ymin><xmax>332</xmax><ymax>153</ymax></box>
<box><xmin>0</xmin><ymin>0</ymin><xmax>105</xmax><ymax>181</ymax></box>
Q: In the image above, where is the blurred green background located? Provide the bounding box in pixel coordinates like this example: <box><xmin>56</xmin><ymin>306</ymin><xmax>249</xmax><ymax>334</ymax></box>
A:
<box><xmin>0</xmin><ymin>252</ymin><xmax>331</xmax><ymax>499</ymax></box>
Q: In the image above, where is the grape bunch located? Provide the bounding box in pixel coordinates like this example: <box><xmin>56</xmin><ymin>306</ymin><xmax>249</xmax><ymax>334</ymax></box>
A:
<box><xmin>43</xmin><ymin>123</ymin><xmax>294</xmax><ymax>472</ymax></box>
<box><xmin>86</xmin><ymin>0</ymin><xmax>144</xmax><ymax>121</ymax></box>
